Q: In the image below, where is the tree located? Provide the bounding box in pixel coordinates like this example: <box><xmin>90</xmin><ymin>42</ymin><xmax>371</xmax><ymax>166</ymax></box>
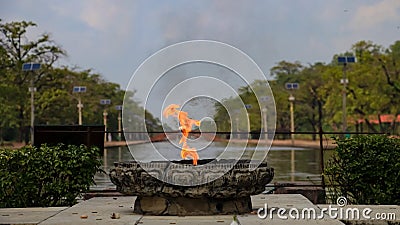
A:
<box><xmin>270</xmin><ymin>60</ymin><xmax>303</xmax><ymax>82</ymax></box>
<box><xmin>269</xmin><ymin>61</ymin><xmax>303</xmax><ymax>138</ymax></box>
<box><xmin>213</xmin><ymin>80</ymin><xmax>274</xmax><ymax>139</ymax></box>
<box><xmin>0</xmin><ymin>20</ymin><xmax>162</xmax><ymax>143</ymax></box>
<box><xmin>295</xmin><ymin>63</ymin><xmax>327</xmax><ymax>140</ymax></box>
<box><xmin>0</xmin><ymin>20</ymin><xmax>66</xmax><ymax>141</ymax></box>
<box><xmin>266</xmin><ymin>40</ymin><xmax>400</xmax><ymax>137</ymax></box>
<box><xmin>377</xmin><ymin>41</ymin><xmax>400</xmax><ymax>133</ymax></box>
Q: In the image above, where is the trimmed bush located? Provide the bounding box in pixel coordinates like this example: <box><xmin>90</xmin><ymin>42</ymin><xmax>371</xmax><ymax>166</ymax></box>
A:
<box><xmin>325</xmin><ymin>135</ymin><xmax>400</xmax><ymax>205</ymax></box>
<box><xmin>0</xmin><ymin>144</ymin><xmax>102</xmax><ymax>207</ymax></box>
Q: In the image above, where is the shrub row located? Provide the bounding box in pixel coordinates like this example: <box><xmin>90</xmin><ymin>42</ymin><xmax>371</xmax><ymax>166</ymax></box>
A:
<box><xmin>0</xmin><ymin>144</ymin><xmax>102</xmax><ymax>207</ymax></box>
<box><xmin>325</xmin><ymin>135</ymin><xmax>400</xmax><ymax>205</ymax></box>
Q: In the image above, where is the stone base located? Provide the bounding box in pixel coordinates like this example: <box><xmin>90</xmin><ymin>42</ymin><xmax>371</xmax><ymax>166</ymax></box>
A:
<box><xmin>274</xmin><ymin>182</ymin><xmax>326</xmax><ymax>204</ymax></box>
<box><xmin>133</xmin><ymin>196</ymin><xmax>252</xmax><ymax>216</ymax></box>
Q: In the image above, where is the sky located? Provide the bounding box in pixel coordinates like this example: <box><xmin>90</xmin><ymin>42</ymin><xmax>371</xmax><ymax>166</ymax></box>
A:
<box><xmin>1</xmin><ymin>0</ymin><xmax>400</xmax><ymax>90</ymax></box>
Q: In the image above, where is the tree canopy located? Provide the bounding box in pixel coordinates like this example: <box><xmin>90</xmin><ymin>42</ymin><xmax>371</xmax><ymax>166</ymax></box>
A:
<box><xmin>1</xmin><ymin>20</ymin><xmax>399</xmax><ymax>142</ymax></box>
<box><xmin>215</xmin><ymin>40</ymin><xmax>400</xmax><ymax>138</ymax></box>
<box><xmin>0</xmin><ymin>20</ymin><xmax>159</xmax><ymax>143</ymax></box>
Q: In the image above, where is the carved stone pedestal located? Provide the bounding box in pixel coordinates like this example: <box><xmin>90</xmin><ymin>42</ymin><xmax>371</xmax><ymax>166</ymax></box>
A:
<box><xmin>110</xmin><ymin>159</ymin><xmax>274</xmax><ymax>215</ymax></box>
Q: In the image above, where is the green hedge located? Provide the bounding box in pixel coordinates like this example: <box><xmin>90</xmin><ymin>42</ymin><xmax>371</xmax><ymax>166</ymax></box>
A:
<box><xmin>325</xmin><ymin>135</ymin><xmax>400</xmax><ymax>205</ymax></box>
<box><xmin>0</xmin><ymin>144</ymin><xmax>102</xmax><ymax>207</ymax></box>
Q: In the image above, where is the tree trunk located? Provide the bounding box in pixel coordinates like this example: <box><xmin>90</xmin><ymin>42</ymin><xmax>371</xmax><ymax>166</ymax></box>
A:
<box><xmin>317</xmin><ymin>99</ymin><xmax>323</xmax><ymax>139</ymax></box>
<box><xmin>378</xmin><ymin>114</ymin><xmax>385</xmax><ymax>134</ymax></box>
<box><xmin>18</xmin><ymin>107</ymin><xmax>24</xmax><ymax>143</ymax></box>
<box><xmin>392</xmin><ymin>113</ymin><xmax>399</xmax><ymax>135</ymax></box>
<box><xmin>364</xmin><ymin>119</ymin><xmax>379</xmax><ymax>133</ymax></box>
<box><xmin>355</xmin><ymin>122</ymin><xmax>359</xmax><ymax>134</ymax></box>
<box><xmin>0</xmin><ymin>127</ymin><xmax>3</xmax><ymax>144</ymax></box>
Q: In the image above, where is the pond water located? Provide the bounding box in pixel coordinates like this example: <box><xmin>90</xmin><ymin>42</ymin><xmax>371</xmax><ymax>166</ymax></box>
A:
<box><xmin>92</xmin><ymin>141</ymin><xmax>333</xmax><ymax>191</ymax></box>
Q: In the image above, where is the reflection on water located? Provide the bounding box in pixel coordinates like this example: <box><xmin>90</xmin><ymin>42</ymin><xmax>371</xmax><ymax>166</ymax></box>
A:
<box><xmin>268</xmin><ymin>147</ymin><xmax>331</xmax><ymax>182</ymax></box>
<box><xmin>92</xmin><ymin>142</ymin><xmax>333</xmax><ymax>191</ymax></box>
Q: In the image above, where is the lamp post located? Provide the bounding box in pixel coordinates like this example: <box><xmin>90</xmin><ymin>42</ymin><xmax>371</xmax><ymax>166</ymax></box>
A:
<box><xmin>115</xmin><ymin>105</ymin><xmax>122</xmax><ymax>141</ymax></box>
<box><xmin>233</xmin><ymin>109</ymin><xmax>241</xmax><ymax>139</ymax></box>
<box><xmin>262</xmin><ymin>108</ymin><xmax>268</xmax><ymax>140</ymax></box>
<box><xmin>127</xmin><ymin>117</ymin><xmax>133</xmax><ymax>140</ymax></box>
<box><xmin>100</xmin><ymin>99</ymin><xmax>111</xmax><ymax>142</ymax></box>
<box><xmin>289</xmin><ymin>95</ymin><xmax>295</xmax><ymax>146</ymax></box>
<box><xmin>285</xmin><ymin>83</ymin><xmax>299</xmax><ymax>146</ymax></box>
<box><xmin>338</xmin><ymin>56</ymin><xmax>355</xmax><ymax>135</ymax></box>
<box><xmin>245</xmin><ymin>104</ymin><xmax>252</xmax><ymax>139</ymax></box>
<box><xmin>235</xmin><ymin>117</ymin><xmax>239</xmax><ymax>139</ymax></box>
<box><xmin>132</xmin><ymin>114</ymin><xmax>142</xmax><ymax>140</ymax></box>
<box><xmin>291</xmin><ymin>149</ymin><xmax>295</xmax><ymax>182</ymax></box>
<box><xmin>73</xmin><ymin>86</ymin><xmax>86</xmax><ymax>125</ymax></box>
<box><xmin>22</xmin><ymin>62</ymin><xmax>41</xmax><ymax>145</ymax></box>
<box><xmin>260</xmin><ymin>96</ymin><xmax>270</xmax><ymax>141</ymax></box>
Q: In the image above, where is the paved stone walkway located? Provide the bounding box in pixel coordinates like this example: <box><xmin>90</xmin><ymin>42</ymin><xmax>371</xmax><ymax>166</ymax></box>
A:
<box><xmin>1</xmin><ymin>194</ymin><xmax>398</xmax><ymax>225</ymax></box>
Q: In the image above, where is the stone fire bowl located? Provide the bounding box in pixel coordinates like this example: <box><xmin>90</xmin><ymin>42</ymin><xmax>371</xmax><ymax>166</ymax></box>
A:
<box><xmin>110</xmin><ymin>159</ymin><xmax>274</xmax><ymax>215</ymax></box>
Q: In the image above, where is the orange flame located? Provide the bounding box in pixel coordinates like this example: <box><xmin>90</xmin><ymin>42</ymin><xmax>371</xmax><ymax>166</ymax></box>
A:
<box><xmin>163</xmin><ymin>104</ymin><xmax>201</xmax><ymax>165</ymax></box>
<box><xmin>181</xmin><ymin>143</ymin><xmax>198</xmax><ymax>166</ymax></box>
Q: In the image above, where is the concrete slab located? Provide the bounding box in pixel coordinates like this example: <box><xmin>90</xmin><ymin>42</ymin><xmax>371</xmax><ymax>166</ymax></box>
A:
<box><xmin>252</xmin><ymin>194</ymin><xmax>317</xmax><ymax>209</ymax></box>
<box><xmin>243</xmin><ymin>194</ymin><xmax>345</xmax><ymax>224</ymax></box>
<box><xmin>0</xmin><ymin>207</ymin><xmax>67</xmax><ymax>225</ymax></box>
<box><xmin>139</xmin><ymin>215</ymin><xmax>235</xmax><ymax>225</ymax></box>
<box><xmin>237</xmin><ymin>215</ymin><xmax>345</xmax><ymax>225</ymax></box>
<box><xmin>4</xmin><ymin>194</ymin><xmax>375</xmax><ymax>225</ymax></box>
<box><xmin>39</xmin><ymin>197</ymin><xmax>140</xmax><ymax>225</ymax></box>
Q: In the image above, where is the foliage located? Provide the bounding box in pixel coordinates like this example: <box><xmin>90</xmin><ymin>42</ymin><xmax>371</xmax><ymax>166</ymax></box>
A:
<box><xmin>214</xmin><ymin>40</ymin><xmax>400</xmax><ymax>136</ymax></box>
<box><xmin>214</xmin><ymin>80</ymin><xmax>274</xmax><ymax>137</ymax></box>
<box><xmin>0</xmin><ymin>20</ymin><xmax>66</xmax><ymax>142</ymax></box>
<box><xmin>0</xmin><ymin>144</ymin><xmax>102</xmax><ymax>207</ymax></box>
<box><xmin>1</xmin><ymin>19</ymin><xmax>399</xmax><ymax>140</ymax></box>
<box><xmin>325</xmin><ymin>135</ymin><xmax>400</xmax><ymax>205</ymax></box>
<box><xmin>0</xmin><ymin>20</ymin><xmax>161</xmax><ymax>141</ymax></box>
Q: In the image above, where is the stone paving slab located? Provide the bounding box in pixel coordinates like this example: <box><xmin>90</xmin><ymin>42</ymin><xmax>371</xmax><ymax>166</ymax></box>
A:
<box><xmin>139</xmin><ymin>215</ymin><xmax>235</xmax><ymax>225</ymax></box>
<box><xmin>0</xmin><ymin>207</ymin><xmax>67</xmax><ymax>225</ymax></box>
<box><xmin>6</xmin><ymin>195</ymin><xmax>399</xmax><ymax>225</ymax></box>
<box><xmin>39</xmin><ymin>197</ymin><xmax>140</xmax><ymax>225</ymax></box>
<box><xmin>238</xmin><ymin>215</ymin><xmax>345</xmax><ymax>225</ymax></box>
<box><xmin>252</xmin><ymin>193</ymin><xmax>319</xmax><ymax>209</ymax></box>
<box><xmin>244</xmin><ymin>194</ymin><xmax>345</xmax><ymax>225</ymax></box>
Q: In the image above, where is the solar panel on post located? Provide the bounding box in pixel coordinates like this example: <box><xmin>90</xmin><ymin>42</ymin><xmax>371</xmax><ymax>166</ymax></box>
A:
<box><xmin>79</xmin><ymin>86</ymin><xmax>87</xmax><ymax>92</ymax></box>
<box><xmin>347</xmin><ymin>56</ymin><xmax>355</xmax><ymax>63</ymax></box>
<box><xmin>32</xmin><ymin>63</ymin><xmax>41</xmax><ymax>70</ymax></box>
<box><xmin>285</xmin><ymin>83</ymin><xmax>299</xmax><ymax>90</ymax></box>
<box><xmin>115</xmin><ymin>105</ymin><xmax>122</xmax><ymax>110</ymax></box>
<box><xmin>22</xmin><ymin>63</ymin><xmax>32</xmax><ymax>71</ymax></box>
<box><xmin>100</xmin><ymin>99</ymin><xmax>111</xmax><ymax>105</ymax></box>
<box><xmin>73</xmin><ymin>86</ymin><xmax>80</xmax><ymax>93</ymax></box>
<box><xmin>338</xmin><ymin>57</ymin><xmax>346</xmax><ymax>63</ymax></box>
<box><xmin>22</xmin><ymin>63</ymin><xmax>41</xmax><ymax>71</ymax></box>
<box><xmin>260</xmin><ymin>96</ymin><xmax>269</xmax><ymax>102</ymax></box>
